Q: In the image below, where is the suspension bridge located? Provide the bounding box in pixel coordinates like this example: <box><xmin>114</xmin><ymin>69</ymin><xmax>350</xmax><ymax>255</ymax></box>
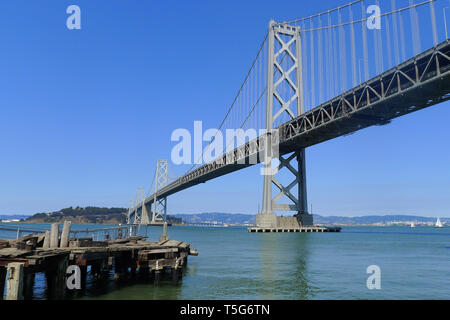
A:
<box><xmin>127</xmin><ymin>0</ymin><xmax>450</xmax><ymax>230</ymax></box>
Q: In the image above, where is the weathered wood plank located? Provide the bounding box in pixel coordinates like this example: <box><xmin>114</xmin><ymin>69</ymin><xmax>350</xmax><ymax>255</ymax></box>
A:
<box><xmin>0</xmin><ymin>248</ymin><xmax>30</xmax><ymax>258</ymax></box>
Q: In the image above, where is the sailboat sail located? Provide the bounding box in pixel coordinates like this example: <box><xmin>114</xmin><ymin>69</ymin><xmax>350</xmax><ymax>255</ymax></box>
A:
<box><xmin>435</xmin><ymin>218</ymin><xmax>443</xmax><ymax>228</ymax></box>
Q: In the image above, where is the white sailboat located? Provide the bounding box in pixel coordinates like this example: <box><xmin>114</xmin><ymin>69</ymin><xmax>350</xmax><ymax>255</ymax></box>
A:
<box><xmin>435</xmin><ymin>217</ymin><xmax>443</xmax><ymax>228</ymax></box>
<box><xmin>410</xmin><ymin>222</ymin><xmax>415</xmax><ymax>228</ymax></box>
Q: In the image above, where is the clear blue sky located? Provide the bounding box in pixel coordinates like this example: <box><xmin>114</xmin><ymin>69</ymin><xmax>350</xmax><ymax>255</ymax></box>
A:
<box><xmin>0</xmin><ymin>0</ymin><xmax>449</xmax><ymax>217</ymax></box>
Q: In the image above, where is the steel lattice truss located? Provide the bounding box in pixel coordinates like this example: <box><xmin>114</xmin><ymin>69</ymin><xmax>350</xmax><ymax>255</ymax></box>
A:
<box><xmin>265</xmin><ymin>22</ymin><xmax>305</xmax><ymax>213</ymax></box>
<box><xmin>151</xmin><ymin>160</ymin><xmax>168</xmax><ymax>222</ymax></box>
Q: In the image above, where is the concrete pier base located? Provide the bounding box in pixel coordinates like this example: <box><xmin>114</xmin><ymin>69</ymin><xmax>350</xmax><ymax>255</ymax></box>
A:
<box><xmin>255</xmin><ymin>213</ymin><xmax>278</xmax><ymax>228</ymax></box>
<box><xmin>254</xmin><ymin>214</ymin><xmax>316</xmax><ymax>230</ymax></box>
<box><xmin>248</xmin><ymin>225</ymin><xmax>341</xmax><ymax>233</ymax></box>
<box><xmin>295</xmin><ymin>213</ymin><xmax>314</xmax><ymax>226</ymax></box>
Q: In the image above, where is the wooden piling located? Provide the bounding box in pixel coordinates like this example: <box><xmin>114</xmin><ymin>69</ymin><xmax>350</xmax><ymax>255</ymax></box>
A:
<box><xmin>154</xmin><ymin>270</ymin><xmax>161</xmax><ymax>285</ymax></box>
<box><xmin>5</xmin><ymin>262</ymin><xmax>24</xmax><ymax>300</ymax></box>
<box><xmin>46</xmin><ymin>255</ymin><xmax>68</xmax><ymax>299</ymax></box>
<box><xmin>138</xmin><ymin>267</ymin><xmax>149</xmax><ymax>280</ymax></box>
<box><xmin>160</xmin><ymin>222</ymin><xmax>169</xmax><ymax>242</ymax></box>
<box><xmin>60</xmin><ymin>221</ymin><xmax>71</xmax><ymax>248</ymax></box>
<box><xmin>0</xmin><ymin>266</ymin><xmax>6</xmax><ymax>300</ymax></box>
<box><xmin>42</xmin><ymin>231</ymin><xmax>51</xmax><ymax>249</ymax></box>
<box><xmin>113</xmin><ymin>258</ymin><xmax>126</xmax><ymax>281</ymax></box>
<box><xmin>172</xmin><ymin>268</ymin><xmax>180</xmax><ymax>285</ymax></box>
<box><xmin>23</xmin><ymin>271</ymin><xmax>35</xmax><ymax>300</ymax></box>
<box><xmin>50</xmin><ymin>223</ymin><xmax>60</xmax><ymax>248</ymax></box>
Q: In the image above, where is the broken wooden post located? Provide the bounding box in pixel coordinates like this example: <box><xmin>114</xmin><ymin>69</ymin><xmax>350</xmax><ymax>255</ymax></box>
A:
<box><xmin>50</xmin><ymin>223</ymin><xmax>60</xmax><ymax>248</ymax></box>
<box><xmin>5</xmin><ymin>262</ymin><xmax>24</xmax><ymax>300</ymax></box>
<box><xmin>60</xmin><ymin>221</ymin><xmax>71</xmax><ymax>248</ymax></box>
<box><xmin>0</xmin><ymin>266</ymin><xmax>6</xmax><ymax>300</ymax></box>
<box><xmin>43</xmin><ymin>231</ymin><xmax>51</xmax><ymax>249</ymax></box>
<box><xmin>42</xmin><ymin>231</ymin><xmax>51</xmax><ymax>249</ymax></box>
<box><xmin>160</xmin><ymin>222</ymin><xmax>169</xmax><ymax>242</ymax></box>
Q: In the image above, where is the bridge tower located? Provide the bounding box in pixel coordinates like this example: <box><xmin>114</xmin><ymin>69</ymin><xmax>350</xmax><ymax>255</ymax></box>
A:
<box><xmin>256</xmin><ymin>20</ymin><xmax>313</xmax><ymax>228</ymax></box>
<box><xmin>130</xmin><ymin>187</ymin><xmax>147</xmax><ymax>224</ymax></box>
<box><xmin>151</xmin><ymin>159</ymin><xmax>169</xmax><ymax>223</ymax></box>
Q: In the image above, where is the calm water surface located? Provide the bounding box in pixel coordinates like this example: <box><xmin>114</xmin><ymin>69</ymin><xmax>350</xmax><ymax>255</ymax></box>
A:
<box><xmin>1</xmin><ymin>224</ymin><xmax>449</xmax><ymax>299</ymax></box>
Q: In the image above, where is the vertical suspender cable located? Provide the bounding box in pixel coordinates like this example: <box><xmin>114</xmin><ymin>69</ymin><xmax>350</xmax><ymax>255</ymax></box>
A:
<box><xmin>333</xmin><ymin>21</ymin><xmax>339</xmax><ymax>94</ymax></box>
<box><xmin>385</xmin><ymin>14</ymin><xmax>393</xmax><ymax>69</ymax></box>
<box><xmin>399</xmin><ymin>9</ymin><xmax>407</xmax><ymax>61</ymax></box>
<box><xmin>318</xmin><ymin>15</ymin><xmax>324</xmax><ymax>103</ymax></box>
<box><xmin>338</xmin><ymin>8</ymin><xmax>347</xmax><ymax>93</ymax></box>
<box><xmin>361</xmin><ymin>0</ymin><xmax>369</xmax><ymax>81</ymax></box>
<box><xmin>326</xmin><ymin>11</ymin><xmax>332</xmax><ymax>100</ymax></box>
<box><xmin>376</xmin><ymin>0</ymin><xmax>384</xmax><ymax>73</ymax></box>
<box><xmin>310</xmin><ymin>18</ymin><xmax>315</xmax><ymax>107</ymax></box>
<box><xmin>391</xmin><ymin>0</ymin><xmax>401</xmax><ymax>65</ymax></box>
<box><xmin>302</xmin><ymin>21</ymin><xmax>309</xmax><ymax>111</ymax></box>
<box><xmin>430</xmin><ymin>0</ymin><xmax>438</xmax><ymax>46</ymax></box>
<box><xmin>409</xmin><ymin>0</ymin><xmax>421</xmax><ymax>55</ymax></box>
<box><xmin>349</xmin><ymin>4</ymin><xmax>357</xmax><ymax>87</ymax></box>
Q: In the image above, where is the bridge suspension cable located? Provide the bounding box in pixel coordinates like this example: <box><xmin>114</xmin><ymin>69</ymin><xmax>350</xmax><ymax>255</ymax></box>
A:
<box><xmin>286</xmin><ymin>0</ymin><xmax>449</xmax><ymax>111</ymax></box>
<box><xmin>184</xmin><ymin>32</ymin><xmax>270</xmax><ymax>175</ymax></box>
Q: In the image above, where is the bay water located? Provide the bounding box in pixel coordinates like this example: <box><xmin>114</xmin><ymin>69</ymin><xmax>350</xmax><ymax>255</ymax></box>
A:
<box><xmin>1</xmin><ymin>224</ymin><xmax>449</xmax><ymax>299</ymax></box>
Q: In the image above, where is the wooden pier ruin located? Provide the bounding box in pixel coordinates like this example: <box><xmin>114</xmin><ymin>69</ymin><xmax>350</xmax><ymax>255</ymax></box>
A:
<box><xmin>0</xmin><ymin>223</ymin><xmax>198</xmax><ymax>300</ymax></box>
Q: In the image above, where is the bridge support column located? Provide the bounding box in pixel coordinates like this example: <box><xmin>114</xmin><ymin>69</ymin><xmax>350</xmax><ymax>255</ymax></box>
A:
<box><xmin>152</xmin><ymin>160</ymin><xmax>169</xmax><ymax>223</ymax></box>
<box><xmin>141</xmin><ymin>203</ymin><xmax>150</xmax><ymax>225</ymax></box>
<box><xmin>256</xmin><ymin>20</ymin><xmax>314</xmax><ymax>228</ymax></box>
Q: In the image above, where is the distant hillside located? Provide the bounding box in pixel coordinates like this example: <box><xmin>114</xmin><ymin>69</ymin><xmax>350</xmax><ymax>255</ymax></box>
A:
<box><xmin>173</xmin><ymin>213</ymin><xmax>450</xmax><ymax>226</ymax></box>
<box><xmin>24</xmin><ymin>207</ymin><xmax>182</xmax><ymax>225</ymax></box>
<box><xmin>25</xmin><ymin>207</ymin><xmax>128</xmax><ymax>224</ymax></box>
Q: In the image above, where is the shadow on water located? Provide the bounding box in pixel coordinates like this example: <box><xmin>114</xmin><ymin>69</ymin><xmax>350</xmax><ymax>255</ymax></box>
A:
<box><xmin>76</xmin><ymin>267</ymin><xmax>182</xmax><ymax>300</ymax></box>
<box><xmin>258</xmin><ymin>233</ymin><xmax>315</xmax><ymax>299</ymax></box>
<box><xmin>28</xmin><ymin>266</ymin><xmax>183</xmax><ymax>300</ymax></box>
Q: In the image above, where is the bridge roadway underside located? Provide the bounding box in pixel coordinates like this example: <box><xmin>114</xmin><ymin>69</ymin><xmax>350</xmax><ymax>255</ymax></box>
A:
<box><xmin>136</xmin><ymin>41</ymin><xmax>450</xmax><ymax>212</ymax></box>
